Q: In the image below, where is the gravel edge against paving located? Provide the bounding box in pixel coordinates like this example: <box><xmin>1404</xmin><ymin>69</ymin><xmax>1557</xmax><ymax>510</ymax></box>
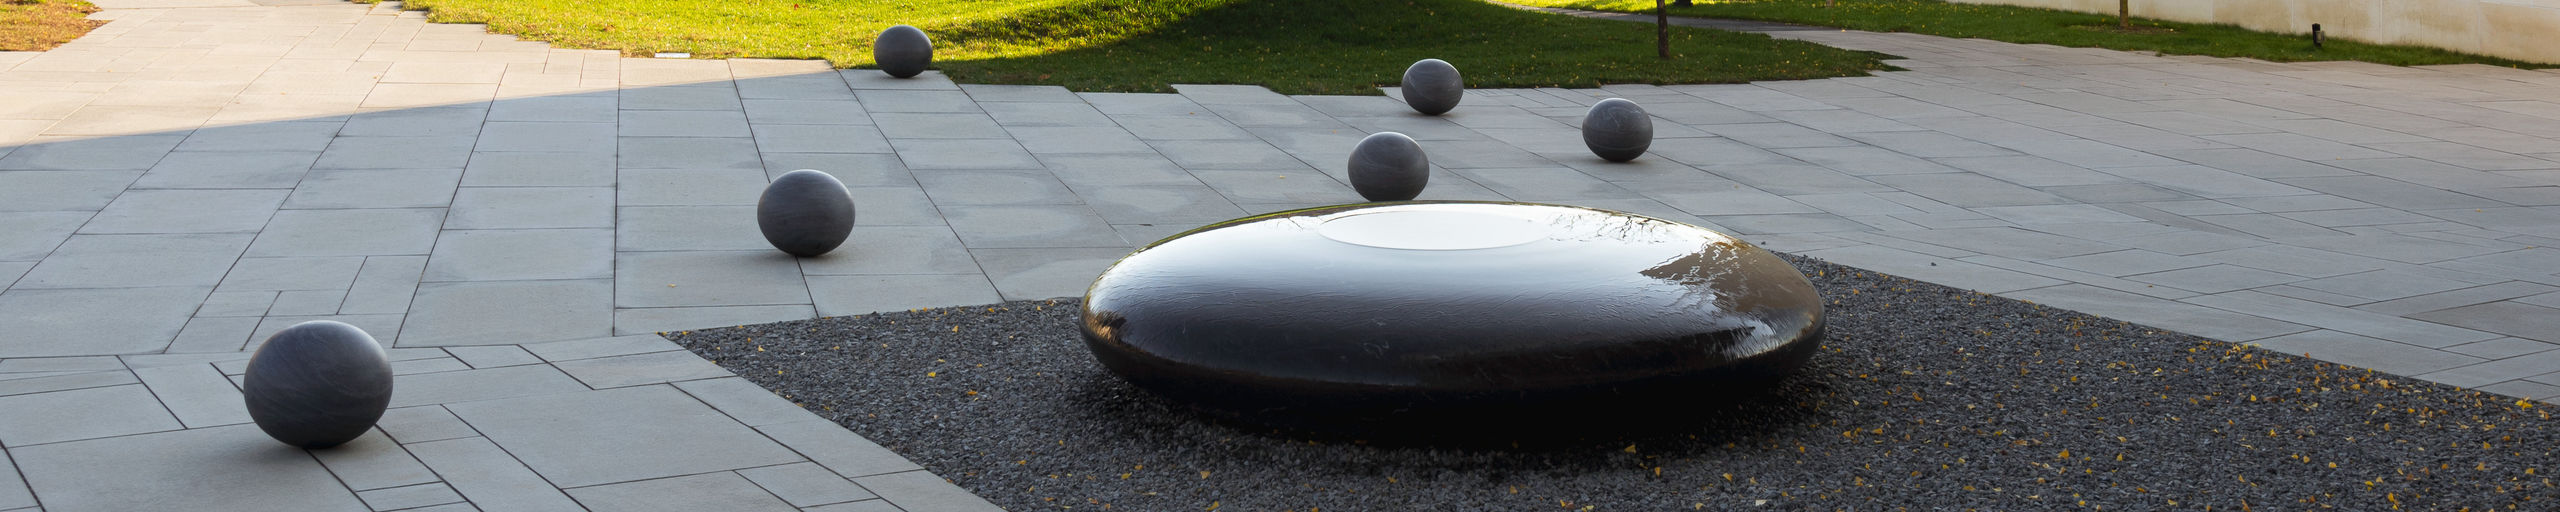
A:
<box><xmin>672</xmin><ymin>254</ymin><xmax>2559</xmax><ymax>511</ymax></box>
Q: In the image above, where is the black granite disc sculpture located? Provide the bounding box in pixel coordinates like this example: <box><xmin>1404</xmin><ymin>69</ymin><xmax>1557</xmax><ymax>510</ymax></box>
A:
<box><xmin>1080</xmin><ymin>201</ymin><xmax>1826</xmax><ymax>421</ymax></box>
<box><xmin>1400</xmin><ymin>58</ymin><xmax>1463</xmax><ymax>116</ymax></box>
<box><xmin>874</xmin><ymin>25</ymin><xmax>933</xmax><ymax>78</ymax></box>
<box><xmin>243</xmin><ymin>321</ymin><xmax>393</xmax><ymax>449</ymax></box>
<box><xmin>1583</xmin><ymin>97</ymin><xmax>1654</xmax><ymax>162</ymax></box>
<box><xmin>758</xmin><ymin>169</ymin><xmax>857</xmax><ymax>257</ymax></box>
<box><xmin>1347</xmin><ymin>131</ymin><xmax>1429</xmax><ymax>201</ymax></box>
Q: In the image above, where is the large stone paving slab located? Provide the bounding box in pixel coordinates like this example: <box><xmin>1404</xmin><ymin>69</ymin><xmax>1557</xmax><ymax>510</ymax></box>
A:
<box><xmin>445</xmin><ymin>385</ymin><xmax>803</xmax><ymax>488</ymax></box>
<box><xmin>12</xmin><ymin>424</ymin><xmax>367</xmax><ymax>512</ymax></box>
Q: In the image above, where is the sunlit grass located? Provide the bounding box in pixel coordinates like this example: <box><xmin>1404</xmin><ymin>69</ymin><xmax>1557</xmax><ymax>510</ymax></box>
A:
<box><xmin>1507</xmin><ymin>0</ymin><xmax>2551</xmax><ymax>67</ymax></box>
<box><xmin>378</xmin><ymin>0</ymin><xmax>1896</xmax><ymax>94</ymax></box>
<box><xmin>0</xmin><ymin>0</ymin><xmax>106</xmax><ymax>51</ymax></box>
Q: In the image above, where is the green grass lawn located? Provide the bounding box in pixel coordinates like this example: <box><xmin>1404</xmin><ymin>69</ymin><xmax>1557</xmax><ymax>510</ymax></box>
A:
<box><xmin>383</xmin><ymin>0</ymin><xmax>1893</xmax><ymax>94</ymax></box>
<box><xmin>1507</xmin><ymin>0</ymin><xmax>2551</xmax><ymax>68</ymax></box>
<box><xmin>1</xmin><ymin>0</ymin><xmax>106</xmax><ymax>51</ymax></box>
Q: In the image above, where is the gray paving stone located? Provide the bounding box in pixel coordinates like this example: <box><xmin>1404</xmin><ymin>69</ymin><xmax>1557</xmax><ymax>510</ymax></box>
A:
<box><xmin>764</xmin><ymin>153</ymin><xmax>916</xmax><ymax>186</ymax></box>
<box><xmin>0</xmin><ymin>211</ymin><xmax>88</xmax><ymax>262</ymax></box>
<box><xmin>2005</xmin><ymin>284</ymin><xmax>2312</xmax><ymax>342</ymax></box>
<box><xmin>2124</xmin><ymin>264</ymin><xmax>2305</xmax><ymax>294</ymax></box>
<box><xmin>854</xmin><ymin>470</ymin><xmax>1004</xmax><ymax>512</ymax></box>
<box><xmin>1006</xmin><ymin>125</ymin><xmax>1153</xmax><ymax>154</ymax></box>
<box><xmin>13</xmin><ymin>424</ymin><xmax>367</xmax><ymax>512</ymax></box>
<box><xmin>675</xmin><ymin>377</ymin><xmax>820</xmax><ymax>427</ymax></box>
<box><xmin>2278</xmin><ymin>176</ymin><xmax>2504</xmax><ymax>210</ymax></box>
<box><xmin>807</xmin><ymin>274</ymin><xmax>1002</xmax><ymax>317</ymax></box>
<box><xmin>450</xmin><ymin>385</ymin><xmax>803</xmax><ymax>488</ymax></box>
<box><xmin>616</xmin><ymin>305</ymin><xmax>821</xmax><ymax>336</ymax></box>
<box><xmin>316</xmin><ymin>136</ymin><xmax>477</xmax><ymax>170</ymax></box>
<box><xmin>176</xmin><ymin>122</ymin><xmax>343</xmax><ymax>153</ymax></box>
<box><xmin>1800</xmin><ymin>245</ymin><xmax>2064</xmax><ymax>293</ymax></box>
<box><xmin>132</xmin><ymin>362</ymin><xmax>248</xmax><ymax>428</ymax></box>
<box><xmin>440</xmin><ymin>345</ymin><xmax>541</xmax><ymax>370</ymax></box>
<box><xmin>2195</xmin><ymin>244</ymin><xmax>2393</xmax><ymax>278</ymax></box>
<box><xmin>248</xmin><ymin>208</ymin><xmax>445</xmax><ymax>257</ymax></box>
<box><xmin>2442</xmin><ymin>337</ymin><xmax>2560</xmax><ymax>360</ymax></box>
<box><xmin>1079</xmin><ymin>92</ymin><xmax>1203</xmax><ymax>116</ymax></box>
<box><xmin>490</xmin><ymin>94</ymin><xmax>618</xmax><ymax>123</ymax></box>
<box><xmin>759</xmin><ymin>419</ymin><xmax>920</xmax><ymax>479</ymax></box>
<box><xmin>218</xmin><ymin>257</ymin><xmax>365</xmax><ymax>293</ymax></box>
<box><xmin>871</xmin><ymin>113</ymin><xmax>1007</xmax><ymax>140</ymax></box>
<box><xmin>377</xmin><ymin>405</ymin><xmax>479</xmax><ymax>445</ymax></box>
<box><xmin>447</xmin><ymin>187</ymin><xmax>613</xmax><ymax>229</ymax></box>
<box><xmin>940</xmin><ymin>205</ymin><xmax>1120</xmax><ymax>249</ymax></box>
<box><xmin>739</xmin><ymin>77</ymin><xmax>855</xmax><ymax>100</ymax></box>
<box><xmin>359</xmin><ymin>483</ymin><xmax>467</xmax><ymax>511</ymax></box>
<box><xmin>408</xmin><ymin>436</ymin><xmax>585</xmax><ymax>512</ymax></box>
<box><xmin>856</xmin><ymin>90</ymin><xmax>980</xmax><ymax>113</ymax></box>
<box><xmin>15</xmin><ymin>234</ymin><xmax>251</xmax><ymax>289</ymax></box>
<box><xmin>2247</xmin><ymin>330</ymin><xmax>2485</xmax><ymax>376</ymax></box>
<box><xmin>425</xmin><ymin>229</ymin><xmax>615</xmax><ymax>282</ymax></box>
<box><xmin>889</xmin><ymin>138</ymin><xmax>1039</xmax><ymax>169</ymax></box>
<box><xmin>623</xmin><ymin>85</ymin><xmax>744</xmax><ymax>111</ymax></box>
<box><xmin>797</xmin><ymin>226</ymin><xmax>978</xmax><ymax>276</ymax></box>
<box><xmin>343</xmin><ymin>106</ymin><xmax>488</xmax><ymax>137</ymax></box>
<box><xmin>805</xmin><ymin>499</ymin><xmax>904</xmax><ymax>512</ymax></box>
<box><xmin>0</xmin><ymin>446</ymin><xmax>27</xmax><ymax>510</ymax></box>
<box><xmin>0</xmin><ymin>287</ymin><xmax>207</xmax><ymax>357</ymax></box>
<box><xmin>462</xmin><ymin>151</ymin><xmax>618</xmax><ymax>187</ymax></box>
<box><xmin>615</xmin><ymin>251</ymin><xmax>810</xmax><ymax>308</ymax></box>
<box><xmin>2039</xmin><ymin>249</ymin><xmax>2212</xmax><ymax>277</ymax></box>
<box><xmin>741</xmin><ymin>462</ymin><xmax>877</xmax><ymax>507</ymax></box>
<box><xmin>478</xmin><ymin>121</ymin><xmax>618</xmax><ymax>153</ymax></box>
<box><xmin>524</xmin><ymin>334</ymin><xmax>684</xmax><ymax>362</ymax></box>
<box><xmin>0</xmin><ymin>370</ymin><xmax>136</xmax><ymax>399</ymax></box>
<box><xmin>0</xmin><ymin>384</ymin><xmax>179</xmax><ymax>447</ymax></box>
<box><xmin>960</xmin><ymin>84</ymin><xmax>1080</xmax><ymax>103</ymax></box>
<box><xmin>133</xmin><ymin>150</ymin><xmax>319</xmax><ymax>190</ymax></box>
<box><xmin>390</xmin><ymin>361</ymin><xmax>591</xmax><ymax>408</ymax></box>
<box><xmin>752</xmin><ymin>124</ymin><xmax>895</xmax><ymax>154</ymax></box>
<box><xmin>555</xmin><ymin>350</ymin><xmax>732</xmax><ymax>389</ymax></box>
<box><xmin>621</xmin><ymin>111</ymin><xmax>752</xmax><ymax>138</ymax></box>
<box><xmin>980</xmin><ymin>102</ymin><xmax>1114</xmax><ymax>128</ymax></box>
<box><xmin>400</xmin><ymin>279</ymin><xmax>614</xmax><ymax>347</ymax></box>
<box><xmin>914</xmin><ymin>171</ymin><xmax>1078</xmax><ymax>206</ymax></box>
<box><xmin>621</xmin><ymin>136</ymin><xmax>765</xmax><ymax>170</ymax></box>
<box><xmin>2407</xmin><ymin>301</ymin><xmax>2560</xmax><ymax>343</ymax></box>
<box><xmin>286</xmin><ymin>169</ymin><xmax>462</xmax><ymax>210</ymax></box>
<box><xmin>311</xmin><ymin>429</ymin><xmax>439</xmax><ymax>491</ymax></box>
<box><xmin>567</xmin><ymin>471</ymin><xmax>796</xmax><ymax>512</ymax></box>
<box><xmin>342</xmin><ymin>255</ymin><xmax>429</xmax><ymax>315</ymax></box>
<box><xmin>1114</xmin><ymin>114</ymin><xmax>1254</xmax><ymax>141</ymax></box>
<box><xmin>2416</xmin><ymin>350</ymin><xmax>2560</xmax><ymax>388</ymax></box>
<box><xmin>617</xmin><ymin>205</ymin><xmax>771</xmax><ymax>251</ymax></box>
<box><xmin>0</xmin><ymin>136</ymin><xmax>183</xmax><ymax>171</ymax></box>
<box><xmin>968</xmin><ymin>247</ymin><xmax>1127</xmax><ymax>301</ymax></box>
<box><xmin>744</xmin><ymin>99</ymin><xmax>870</xmax><ymax>125</ymax></box>
<box><xmin>2186</xmin><ymin>290</ymin><xmax>2501</xmax><ymax>348</ymax></box>
<box><xmin>2289</xmin><ymin>268</ymin><xmax>2488</xmax><ymax>302</ymax></box>
<box><xmin>0</xmin><ymin>171</ymin><xmax>140</xmax><ymax>212</ymax></box>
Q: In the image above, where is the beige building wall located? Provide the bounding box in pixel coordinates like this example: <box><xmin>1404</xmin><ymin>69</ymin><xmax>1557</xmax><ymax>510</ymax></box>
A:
<box><xmin>1946</xmin><ymin>0</ymin><xmax>2560</xmax><ymax>64</ymax></box>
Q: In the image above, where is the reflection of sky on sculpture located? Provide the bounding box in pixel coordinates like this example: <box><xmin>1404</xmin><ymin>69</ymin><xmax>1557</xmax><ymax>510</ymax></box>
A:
<box><xmin>1083</xmin><ymin>202</ymin><xmax>1823</xmax><ymax>389</ymax></box>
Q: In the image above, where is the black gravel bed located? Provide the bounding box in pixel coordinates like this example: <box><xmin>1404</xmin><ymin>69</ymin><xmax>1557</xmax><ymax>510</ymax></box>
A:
<box><xmin>671</xmin><ymin>255</ymin><xmax>2559</xmax><ymax>511</ymax></box>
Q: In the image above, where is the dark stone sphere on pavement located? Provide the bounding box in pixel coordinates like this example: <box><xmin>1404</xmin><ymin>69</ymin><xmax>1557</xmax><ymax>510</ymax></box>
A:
<box><xmin>758</xmin><ymin>169</ymin><xmax>857</xmax><ymax>257</ymax></box>
<box><xmin>1400</xmin><ymin>58</ymin><xmax>1464</xmax><ymax>116</ymax></box>
<box><xmin>1583</xmin><ymin>97</ymin><xmax>1654</xmax><ymax>162</ymax></box>
<box><xmin>1347</xmin><ymin>131</ymin><xmax>1429</xmax><ymax>201</ymax></box>
<box><xmin>1079</xmin><ymin>201</ymin><xmax>1827</xmax><ymax>425</ymax></box>
<box><xmin>243</xmin><ymin>321</ymin><xmax>393</xmax><ymax>449</ymax></box>
<box><xmin>874</xmin><ymin>25</ymin><xmax>934</xmax><ymax>78</ymax></box>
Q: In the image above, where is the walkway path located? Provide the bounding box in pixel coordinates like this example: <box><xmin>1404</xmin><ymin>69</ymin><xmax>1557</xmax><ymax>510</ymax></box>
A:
<box><xmin>2</xmin><ymin>1</ymin><xmax>2558</xmax><ymax>510</ymax></box>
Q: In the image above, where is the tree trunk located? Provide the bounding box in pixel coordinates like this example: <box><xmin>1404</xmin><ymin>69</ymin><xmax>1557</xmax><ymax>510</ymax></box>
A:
<box><xmin>1657</xmin><ymin>0</ymin><xmax>1670</xmax><ymax>59</ymax></box>
<box><xmin>2119</xmin><ymin>0</ymin><xmax>2129</xmax><ymax>29</ymax></box>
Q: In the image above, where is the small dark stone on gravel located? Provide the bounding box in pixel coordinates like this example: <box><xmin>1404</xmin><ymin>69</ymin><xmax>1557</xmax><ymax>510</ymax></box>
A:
<box><xmin>672</xmin><ymin>254</ymin><xmax>2560</xmax><ymax>511</ymax></box>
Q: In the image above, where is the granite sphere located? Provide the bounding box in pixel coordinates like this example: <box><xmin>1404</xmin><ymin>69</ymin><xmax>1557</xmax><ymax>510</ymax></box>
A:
<box><xmin>874</xmin><ymin>25</ymin><xmax>934</xmax><ymax>78</ymax></box>
<box><xmin>1583</xmin><ymin>98</ymin><xmax>1654</xmax><ymax>162</ymax></box>
<box><xmin>758</xmin><ymin>169</ymin><xmax>857</xmax><ymax>257</ymax></box>
<box><xmin>1347</xmin><ymin>132</ymin><xmax>1429</xmax><ymax>201</ymax></box>
<box><xmin>243</xmin><ymin>321</ymin><xmax>393</xmax><ymax>449</ymax></box>
<box><xmin>1080</xmin><ymin>201</ymin><xmax>1827</xmax><ymax>422</ymax></box>
<box><xmin>1400</xmin><ymin>59</ymin><xmax>1464</xmax><ymax>116</ymax></box>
